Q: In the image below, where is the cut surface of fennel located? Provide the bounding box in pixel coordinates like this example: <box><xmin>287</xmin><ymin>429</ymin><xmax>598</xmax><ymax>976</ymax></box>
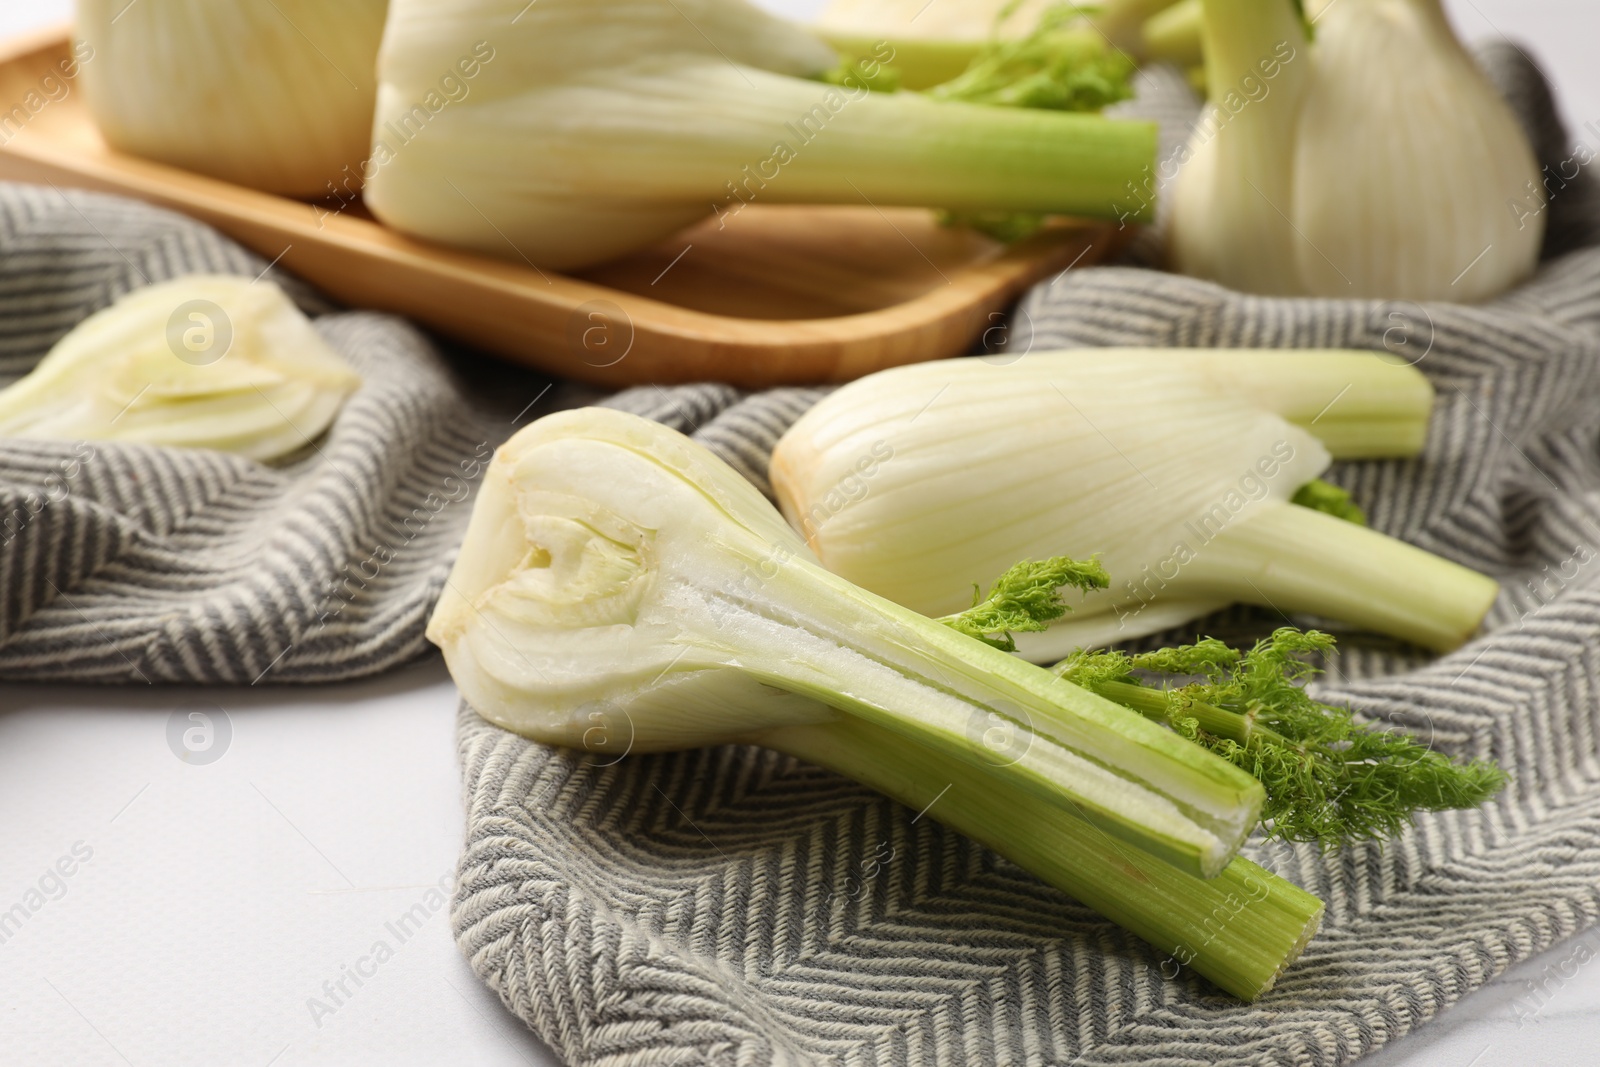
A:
<box><xmin>366</xmin><ymin>0</ymin><xmax>1157</xmax><ymax>270</ymax></box>
<box><xmin>769</xmin><ymin>349</ymin><xmax>1499</xmax><ymax>655</ymax></box>
<box><xmin>0</xmin><ymin>275</ymin><xmax>361</xmax><ymax>462</ymax></box>
<box><xmin>427</xmin><ymin>407</ymin><xmax>1265</xmax><ymax>878</ymax></box>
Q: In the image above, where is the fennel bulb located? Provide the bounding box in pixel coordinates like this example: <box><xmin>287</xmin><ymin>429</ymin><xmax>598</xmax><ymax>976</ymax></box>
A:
<box><xmin>76</xmin><ymin>0</ymin><xmax>388</xmax><ymax>198</ymax></box>
<box><xmin>364</xmin><ymin>0</ymin><xmax>1157</xmax><ymax>271</ymax></box>
<box><xmin>427</xmin><ymin>406</ymin><xmax>1268</xmax><ymax>878</ymax></box>
<box><xmin>0</xmin><ymin>276</ymin><xmax>361</xmax><ymax>462</ymax></box>
<box><xmin>1168</xmin><ymin>0</ymin><xmax>1544</xmax><ymax>302</ymax></box>
<box><xmin>769</xmin><ymin>349</ymin><xmax>1499</xmax><ymax>657</ymax></box>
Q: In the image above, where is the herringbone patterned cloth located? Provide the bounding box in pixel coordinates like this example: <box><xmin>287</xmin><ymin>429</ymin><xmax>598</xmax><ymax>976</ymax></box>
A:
<box><xmin>1</xmin><ymin>40</ymin><xmax>1596</xmax><ymax>1067</ymax></box>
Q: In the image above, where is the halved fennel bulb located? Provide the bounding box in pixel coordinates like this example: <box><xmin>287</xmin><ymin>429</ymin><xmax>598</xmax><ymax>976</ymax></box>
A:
<box><xmin>428</xmin><ymin>406</ymin><xmax>1267</xmax><ymax>878</ymax></box>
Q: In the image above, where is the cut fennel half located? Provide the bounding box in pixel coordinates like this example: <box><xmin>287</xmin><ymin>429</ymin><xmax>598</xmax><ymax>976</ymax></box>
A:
<box><xmin>427</xmin><ymin>406</ymin><xmax>1267</xmax><ymax>879</ymax></box>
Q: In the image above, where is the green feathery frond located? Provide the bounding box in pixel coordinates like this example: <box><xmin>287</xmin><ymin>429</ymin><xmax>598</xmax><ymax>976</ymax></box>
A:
<box><xmin>1059</xmin><ymin>628</ymin><xmax>1508</xmax><ymax>846</ymax></box>
<box><xmin>930</xmin><ymin>3</ymin><xmax>1134</xmax><ymax>113</ymax></box>
<box><xmin>939</xmin><ymin>555</ymin><xmax>1110</xmax><ymax>652</ymax></box>
<box><xmin>926</xmin><ymin>2</ymin><xmax>1134</xmax><ymax>242</ymax></box>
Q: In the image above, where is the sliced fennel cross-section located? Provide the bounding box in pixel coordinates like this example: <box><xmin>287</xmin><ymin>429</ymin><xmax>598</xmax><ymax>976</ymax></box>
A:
<box><xmin>0</xmin><ymin>275</ymin><xmax>360</xmax><ymax>462</ymax></box>
<box><xmin>770</xmin><ymin>349</ymin><xmax>1499</xmax><ymax>657</ymax></box>
<box><xmin>427</xmin><ymin>407</ymin><xmax>1267</xmax><ymax>879</ymax></box>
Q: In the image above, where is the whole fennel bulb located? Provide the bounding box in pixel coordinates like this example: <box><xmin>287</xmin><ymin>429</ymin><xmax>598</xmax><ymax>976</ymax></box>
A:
<box><xmin>769</xmin><ymin>349</ymin><xmax>1499</xmax><ymax>658</ymax></box>
<box><xmin>1168</xmin><ymin>0</ymin><xmax>1544</xmax><ymax>302</ymax></box>
<box><xmin>364</xmin><ymin>0</ymin><xmax>1156</xmax><ymax>271</ymax></box>
<box><xmin>76</xmin><ymin>0</ymin><xmax>388</xmax><ymax>198</ymax></box>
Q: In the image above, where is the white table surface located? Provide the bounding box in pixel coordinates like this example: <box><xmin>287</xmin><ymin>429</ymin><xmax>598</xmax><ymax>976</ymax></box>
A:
<box><xmin>2</xmin><ymin>2</ymin><xmax>1597</xmax><ymax>1065</ymax></box>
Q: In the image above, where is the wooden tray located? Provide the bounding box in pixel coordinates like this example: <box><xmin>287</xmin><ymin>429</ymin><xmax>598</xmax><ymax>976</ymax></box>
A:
<box><xmin>0</xmin><ymin>26</ymin><xmax>1123</xmax><ymax>388</ymax></box>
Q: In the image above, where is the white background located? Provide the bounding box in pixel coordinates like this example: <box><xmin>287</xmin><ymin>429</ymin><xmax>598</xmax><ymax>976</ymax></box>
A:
<box><xmin>2</xmin><ymin>2</ymin><xmax>1598</xmax><ymax>1065</ymax></box>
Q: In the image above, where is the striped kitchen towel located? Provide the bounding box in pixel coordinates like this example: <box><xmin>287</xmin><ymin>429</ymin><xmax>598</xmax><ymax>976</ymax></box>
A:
<box><xmin>2</xmin><ymin>38</ymin><xmax>1597</xmax><ymax>1067</ymax></box>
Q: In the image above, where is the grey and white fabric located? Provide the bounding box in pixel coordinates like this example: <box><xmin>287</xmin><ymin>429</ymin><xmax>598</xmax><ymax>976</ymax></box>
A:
<box><xmin>2</xmin><ymin>40</ymin><xmax>1598</xmax><ymax>1067</ymax></box>
<box><xmin>0</xmin><ymin>181</ymin><xmax>505</xmax><ymax>683</ymax></box>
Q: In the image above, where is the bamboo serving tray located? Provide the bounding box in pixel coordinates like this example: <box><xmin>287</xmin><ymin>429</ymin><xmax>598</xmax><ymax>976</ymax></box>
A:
<box><xmin>0</xmin><ymin>25</ymin><xmax>1123</xmax><ymax>388</ymax></box>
